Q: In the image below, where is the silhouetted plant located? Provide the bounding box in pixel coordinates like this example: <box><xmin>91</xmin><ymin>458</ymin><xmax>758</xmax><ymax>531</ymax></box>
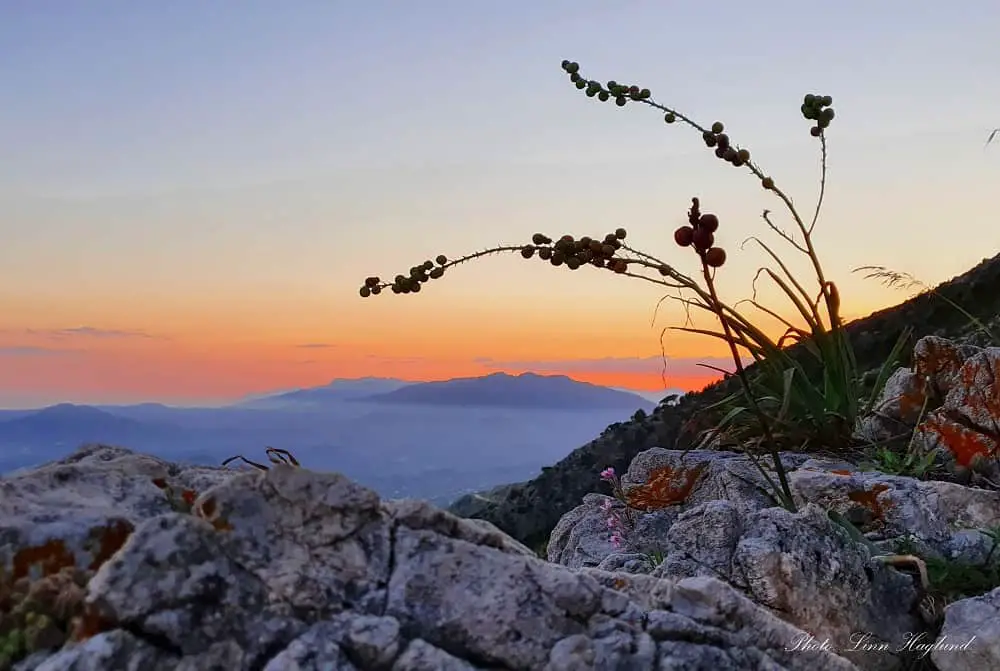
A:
<box><xmin>359</xmin><ymin>59</ymin><xmax>911</xmax><ymax>512</ymax></box>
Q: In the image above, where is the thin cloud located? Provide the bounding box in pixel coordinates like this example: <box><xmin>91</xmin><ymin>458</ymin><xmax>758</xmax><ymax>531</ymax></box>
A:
<box><xmin>476</xmin><ymin>355</ymin><xmax>748</xmax><ymax>377</ymax></box>
<box><xmin>25</xmin><ymin>326</ymin><xmax>159</xmax><ymax>340</ymax></box>
<box><xmin>295</xmin><ymin>343</ymin><xmax>338</xmax><ymax>349</ymax></box>
<box><xmin>0</xmin><ymin>346</ymin><xmax>80</xmax><ymax>357</ymax></box>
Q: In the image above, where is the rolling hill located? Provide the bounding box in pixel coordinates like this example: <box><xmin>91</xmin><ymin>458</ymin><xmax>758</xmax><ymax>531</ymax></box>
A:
<box><xmin>358</xmin><ymin>372</ymin><xmax>655</xmax><ymax>411</ymax></box>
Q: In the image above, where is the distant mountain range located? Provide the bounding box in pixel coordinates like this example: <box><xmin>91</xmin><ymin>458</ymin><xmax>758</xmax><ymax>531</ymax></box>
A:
<box><xmin>238</xmin><ymin>373</ymin><xmax>670</xmax><ymax>411</ymax></box>
<box><xmin>356</xmin><ymin>372</ymin><xmax>656</xmax><ymax>410</ymax></box>
<box><xmin>0</xmin><ymin>372</ymin><xmax>677</xmax><ymax>503</ymax></box>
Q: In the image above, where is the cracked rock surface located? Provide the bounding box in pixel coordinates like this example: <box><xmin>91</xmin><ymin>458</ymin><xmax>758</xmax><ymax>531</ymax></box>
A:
<box><xmin>4</xmin><ymin>445</ymin><xmax>858</xmax><ymax>671</ymax></box>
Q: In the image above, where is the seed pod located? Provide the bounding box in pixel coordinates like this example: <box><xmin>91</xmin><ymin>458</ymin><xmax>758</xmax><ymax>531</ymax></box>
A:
<box><xmin>702</xmin><ymin>131</ymin><xmax>717</xmax><ymax>147</ymax></box>
<box><xmin>422</xmin><ymin>260</ymin><xmax>434</xmax><ymax>271</ymax></box>
<box><xmin>391</xmin><ymin>285</ymin><xmax>402</xmax><ymax>294</ymax></box>
<box><xmin>566</xmin><ymin>256</ymin><xmax>581</xmax><ymax>270</ymax></box>
<box><xmin>716</xmin><ymin>134</ymin><xmax>730</xmax><ymax>149</ymax></box>
<box><xmin>658</xmin><ymin>265</ymin><xmax>670</xmax><ymax>276</ymax></box>
<box><xmin>664</xmin><ymin>113</ymin><xmax>676</xmax><ymax>124</ymax></box>
<box><xmin>614</xmin><ymin>228</ymin><xmax>627</xmax><ymax>240</ymax></box>
<box><xmin>520</xmin><ymin>247</ymin><xmax>534</xmax><ymax>259</ymax></box>
<box><xmin>589</xmin><ymin>240</ymin><xmax>603</xmax><ymax>253</ymax></box>
<box><xmin>810</xmin><ymin>126</ymin><xmax>822</xmax><ymax>137</ymax></box>
<box><xmin>821</xmin><ymin>108</ymin><xmax>835</xmax><ymax>121</ymax></box>
<box><xmin>714</xmin><ymin>146</ymin><xmax>726</xmax><ymax>159</ymax></box>
<box><xmin>692</xmin><ymin>228</ymin><xmax>714</xmax><ymax>251</ymax></box>
<box><xmin>613</xmin><ymin>260</ymin><xmax>627</xmax><ymax>274</ymax></box>
<box><xmin>435</xmin><ymin>255</ymin><xmax>448</xmax><ymax>265</ymax></box>
<box><xmin>539</xmin><ymin>248</ymin><xmax>552</xmax><ymax>260</ymax></box>
<box><xmin>360</xmin><ymin>286</ymin><xmax>371</xmax><ymax>298</ymax></box>
<box><xmin>615</xmin><ymin>96</ymin><xmax>627</xmax><ymax>107</ymax></box>
<box><xmin>639</xmin><ymin>88</ymin><xmax>651</xmax><ymax>99</ymax></box>
<box><xmin>591</xmin><ymin>257</ymin><xmax>606</xmax><ymax>268</ymax></box>
<box><xmin>411</xmin><ymin>282</ymin><xmax>421</xmax><ymax>293</ymax></box>
<box><xmin>761</xmin><ymin>176</ymin><xmax>774</xmax><ymax>190</ymax></box>
<box><xmin>551</xmin><ymin>251</ymin><xmax>565</xmax><ymax>266</ymax></box>
<box><xmin>430</xmin><ymin>267</ymin><xmax>445</xmax><ymax>279</ymax></box>
<box><xmin>698</xmin><ymin>214</ymin><xmax>719</xmax><ymax>233</ymax></box>
<box><xmin>711</xmin><ymin>121</ymin><xmax>724</xmax><ymax>134</ymax></box>
<box><xmin>704</xmin><ymin>247</ymin><xmax>727</xmax><ymax>268</ymax></box>
<box><xmin>604</xmin><ymin>233</ymin><xmax>617</xmax><ymax>244</ymax></box>
<box><xmin>722</xmin><ymin>147</ymin><xmax>738</xmax><ymax>162</ymax></box>
<box><xmin>674</xmin><ymin>226</ymin><xmax>694</xmax><ymax>247</ymax></box>
<box><xmin>820</xmin><ymin>95</ymin><xmax>833</xmax><ymax>107</ymax></box>
<box><xmin>601</xmin><ymin>244</ymin><xmax>616</xmax><ymax>257</ymax></box>
<box><xmin>532</xmin><ymin>233</ymin><xmax>552</xmax><ymax>245</ymax></box>
<box><xmin>598</xmin><ymin>91</ymin><xmax>609</xmax><ymax>102</ymax></box>
<box><xmin>371</xmin><ymin>285</ymin><xmax>381</xmax><ymax>295</ymax></box>
<box><xmin>737</xmin><ymin>148</ymin><xmax>750</xmax><ymax>162</ymax></box>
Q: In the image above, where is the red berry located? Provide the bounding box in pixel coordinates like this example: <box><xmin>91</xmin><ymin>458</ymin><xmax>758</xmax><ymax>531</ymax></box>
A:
<box><xmin>698</xmin><ymin>214</ymin><xmax>719</xmax><ymax>232</ymax></box>
<box><xmin>692</xmin><ymin>228</ymin><xmax>714</xmax><ymax>251</ymax></box>
<box><xmin>674</xmin><ymin>226</ymin><xmax>694</xmax><ymax>247</ymax></box>
<box><xmin>704</xmin><ymin>247</ymin><xmax>727</xmax><ymax>268</ymax></box>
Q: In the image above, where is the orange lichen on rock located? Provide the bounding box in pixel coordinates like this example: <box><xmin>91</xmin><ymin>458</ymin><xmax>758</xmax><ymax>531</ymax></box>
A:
<box><xmin>913</xmin><ymin>337</ymin><xmax>966</xmax><ymax>389</ymax></box>
<box><xmin>84</xmin><ymin>519</ymin><xmax>134</xmax><ymax>571</ymax></box>
<box><xmin>920</xmin><ymin>415</ymin><xmax>995</xmax><ymax>467</ymax></box>
<box><xmin>194</xmin><ymin>496</ymin><xmax>233</xmax><ymax>532</ymax></box>
<box><xmin>959</xmin><ymin>353</ymin><xmax>1000</xmax><ymax>418</ymax></box>
<box><xmin>830</xmin><ymin>469</ymin><xmax>853</xmax><ymax>476</ymax></box>
<box><xmin>10</xmin><ymin>540</ymin><xmax>76</xmax><ymax>582</ymax></box>
<box><xmin>69</xmin><ymin>603</ymin><xmax>116</xmax><ymax>642</ymax></box>
<box><xmin>847</xmin><ymin>483</ymin><xmax>895</xmax><ymax>521</ymax></box>
<box><xmin>626</xmin><ymin>464</ymin><xmax>705</xmax><ymax>511</ymax></box>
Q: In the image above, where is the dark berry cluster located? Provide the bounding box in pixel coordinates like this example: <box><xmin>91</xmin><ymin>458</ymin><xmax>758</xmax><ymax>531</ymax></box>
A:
<box><xmin>522</xmin><ymin>228</ymin><xmax>632</xmax><ymax>273</ymax></box>
<box><xmin>701</xmin><ymin>121</ymin><xmax>751</xmax><ymax>168</ymax></box>
<box><xmin>561</xmin><ymin>60</ymin><xmax>650</xmax><ymax>107</ymax></box>
<box><xmin>673</xmin><ymin>198</ymin><xmax>726</xmax><ymax>268</ymax></box>
<box><xmin>359</xmin><ymin>255</ymin><xmax>448</xmax><ymax>297</ymax></box>
<box><xmin>801</xmin><ymin>94</ymin><xmax>835</xmax><ymax>137</ymax></box>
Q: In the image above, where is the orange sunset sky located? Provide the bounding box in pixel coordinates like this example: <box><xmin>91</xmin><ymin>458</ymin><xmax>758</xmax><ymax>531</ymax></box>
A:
<box><xmin>2</xmin><ymin>1</ymin><xmax>999</xmax><ymax>408</ymax></box>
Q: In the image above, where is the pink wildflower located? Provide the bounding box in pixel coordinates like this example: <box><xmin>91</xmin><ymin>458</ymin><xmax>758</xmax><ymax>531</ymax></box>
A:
<box><xmin>600</xmin><ymin>467</ymin><xmax>616</xmax><ymax>481</ymax></box>
<box><xmin>610</xmin><ymin>532</ymin><xmax>623</xmax><ymax>549</ymax></box>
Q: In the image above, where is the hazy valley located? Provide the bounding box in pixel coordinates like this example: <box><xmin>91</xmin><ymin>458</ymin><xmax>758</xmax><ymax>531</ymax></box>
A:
<box><xmin>0</xmin><ymin>373</ymin><xmax>678</xmax><ymax>506</ymax></box>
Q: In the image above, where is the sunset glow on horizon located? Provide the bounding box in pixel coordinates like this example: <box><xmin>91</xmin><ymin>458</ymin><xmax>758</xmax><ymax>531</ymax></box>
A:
<box><xmin>2</xmin><ymin>1</ymin><xmax>998</xmax><ymax>408</ymax></box>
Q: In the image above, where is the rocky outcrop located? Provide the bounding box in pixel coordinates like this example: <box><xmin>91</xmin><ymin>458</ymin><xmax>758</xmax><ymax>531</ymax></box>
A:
<box><xmin>856</xmin><ymin>337</ymin><xmax>1000</xmax><ymax>482</ymax></box>
<box><xmin>448</xmin><ymin>253</ymin><xmax>1000</xmax><ymax>549</ymax></box>
<box><xmin>547</xmin><ymin>447</ymin><xmax>1000</xmax><ymax>670</ymax></box>
<box><xmin>2</xmin><ymin>445</ymin><xmax>862</xmax><ymax>670</ymax></box>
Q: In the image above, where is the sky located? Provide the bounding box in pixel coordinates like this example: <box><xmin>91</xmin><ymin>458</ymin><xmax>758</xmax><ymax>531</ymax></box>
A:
<box><xmin>1</xmin><ymin>0</ymin><xmax>999</xmax><ymax>408</ymax></box>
